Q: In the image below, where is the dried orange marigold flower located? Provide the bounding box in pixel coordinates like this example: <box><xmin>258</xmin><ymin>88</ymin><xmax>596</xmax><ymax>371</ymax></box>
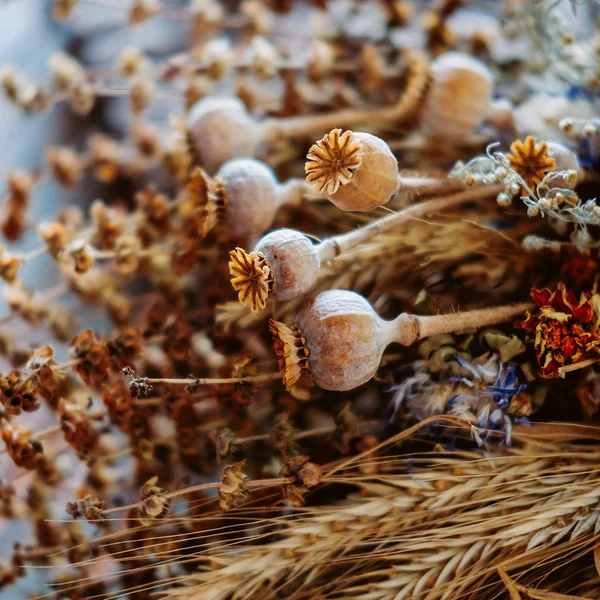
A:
<box><xmin>269</xmin><ymin>318</ymin><xmax>309</xmax><ymax>390</ymax></box>
<box><xmin>506</xmin><ymin>136</ymin><xmax>556</xmax><ymax>193</ymax></box>
<box><xmin>229</xmin><ymin>248</ymin><xmax>273</xmax><ymax>313</ymax></box>
<box><xmin>305</xmin><ymin>128</ymin><xmax>362</xmax><ymax>195</ymax></box>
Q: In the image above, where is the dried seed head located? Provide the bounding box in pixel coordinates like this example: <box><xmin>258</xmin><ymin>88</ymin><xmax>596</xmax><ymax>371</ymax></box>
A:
<box><xmin>68</xmin><ymin>81</ymin><xmax>95</xmax><ymax>116</ymax></box>
<box><xmin>46</xmin><ymin>146</ymin><xmax>82</xmax><ymax>189</ymax></box>
<box><xmin>187</xmin><ymin>96</ymin><xmax>262</xmax><ymax>174</ymax></box>
<box><xmin>294</xmin><ymin>290</ymin><xmax>392</xmax><ymax>391</ymax></box>
<box><xmin>254</xmin><ymin>229</ymin><xmax>320</xmax><ymax>301</ymax></box>
<box><xmin>229</xmin><ymin>248</ymin><xmax>273</xmax><ymax>312</ymax></box>
<box><xmin>53</xmin><ymin>0</ymin><xmax>80</xmax><ymax>21</ymax></box>
<box><xmin>421</xmin><ymin>52</ymin><xmax>494</xmax><ymax>141</ymax></box>
<box><xmin>306</xmin><ymin>129</ymin><xmax>399</xmax><ymax>211</ymax></box>
<box><xmin>269</xmin><ymin>319</ymin><xmax>309</xmax><ymax>390</ymax></box>
<box><xmin>215</xmin><ymin>158</ymin><xmax>279</xmax><ymax>239</ymax></box>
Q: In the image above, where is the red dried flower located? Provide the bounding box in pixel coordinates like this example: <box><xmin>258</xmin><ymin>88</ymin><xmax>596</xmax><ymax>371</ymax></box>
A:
<box><xmin>516</xmin><ymin>282</ymin><xmax>600</xmax><ymax>377</ymax></box>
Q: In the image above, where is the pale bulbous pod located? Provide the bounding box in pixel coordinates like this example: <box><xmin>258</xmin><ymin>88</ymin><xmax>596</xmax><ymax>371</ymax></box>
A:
<box><xmin>327</xmin><ymin>132</ymin><xmax>399</xmax><ymax>211</ymax></box>
<box><xmin>216</xmin><ymin>158</ymin><xmax>278</xmax><ymax>239</ymax></box>
<box><xmin>254</xmin><ymin>229</ymin><xmax>320</xmax><ymax>301</ymax></box>
<box><xmin>296</xmin><ymin>289</ymin><xmax>392</xmax><ymax>391</ymax></box>
<box><xmin>187</xmin><ymin>96</ymin><xmax>262</xmax><ymax>174</ymax></box>
<box><xmin>420</xmin><ymin>52</ymin><xmax>494</xmax><ymax>141</ymax></box>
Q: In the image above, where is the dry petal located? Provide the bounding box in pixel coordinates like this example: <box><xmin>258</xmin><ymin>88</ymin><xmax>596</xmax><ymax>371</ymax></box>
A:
<box><xmin>269</xmin><ymin>319</ymin><xmax>309</xmax><ymax>390</ymax></box>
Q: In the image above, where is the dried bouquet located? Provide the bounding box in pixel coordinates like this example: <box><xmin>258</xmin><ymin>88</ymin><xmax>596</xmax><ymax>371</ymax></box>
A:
<box><xmin>1</xmin><ymin>0</ymin><xmax>600</xmax><ymax>599</ymax></box>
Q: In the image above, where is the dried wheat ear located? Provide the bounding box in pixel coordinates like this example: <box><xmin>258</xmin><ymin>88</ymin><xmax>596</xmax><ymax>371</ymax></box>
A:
<box><xmin>270</xmin><ymin>289</ymin><xmax>532</xmax><ymax>392</ymax></box>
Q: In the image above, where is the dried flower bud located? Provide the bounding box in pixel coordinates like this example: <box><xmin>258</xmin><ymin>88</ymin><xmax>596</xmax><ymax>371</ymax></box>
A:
<box><xmin>119</xmin><ymin>47</ymin><xmax>148</xmax><ymax>77</ymax></box>
<box><xmin>138</xmin><ymin>476</ymin><xmax>170</xmax><ymax>525</ymax></box>
<box><xmin>190</xmin><ymin>0</ymin><xmax>224</xmax><ymax>38</ymax></box>
<box><xmin>114</xmin><ymin>234</ymin><xmax>142</xmax><ymax>275</ymax></box>
<box><xmin>38</xmin><ymin>222</ymin><xmax>68</xmax><ymax>257</ymax></box>
<box><xmin>49</xmin><ymin>53</ymin><xmax>85</xmax><ymax>91</ymax></box>
<box><xmin>199</xmin><ymin>38</ymin><xmax>233</xmax><ymax>80</ymax></box>
<box><xmin>130</xmin><ymin>78</ymin><xmax>153</xmax><ymax>114</ymax></box>
<box><xmin>308</xmin><ymin>40</ymin><xmax>334</xmax><ymax>82</ymax></box>
<box><xmin>246</xmin><ymin>37</ymin><xmax>279</xmax><ymax>80</ymax></box>
<box><xmin>129</xmin><ymin>0</ymin><xmax>160</xmax><ymax>25</ymax></box>
<box><xmin>0</xmin><ymin>254</ymin><xmax>20</xmax><ymax>284</ymax></box>
<box><xmin>218</xmin><ymin>459</ymin><xmax>248</xmax><ymax>511</ymax></box>
<box><xmin>306</xmin><ymin>129</ymin><xmax>399</xmax><ymax>211</ymax></box>
<box><xmin>89</xmin><ymin>134</ymin><xmax>121</xmax><ymax>183</ymax></box>
<box><xmin>54</xmin><ymin>0</ymin><xmax>80</xmax><ymax>21</ymax></box>
<box><xmin>68</xmin><ymin>81</ymin><xmax>96</xmax><ymax>116</ymax></box>
<box><xmin>46</xmin><ymin>146</ymin><xmax>82</xmax><ymax>188</ymax></box>
<box><xmin>70</xmin><ymin>243</ymin><xmax>95</xmax><ymax>274</ymax></box>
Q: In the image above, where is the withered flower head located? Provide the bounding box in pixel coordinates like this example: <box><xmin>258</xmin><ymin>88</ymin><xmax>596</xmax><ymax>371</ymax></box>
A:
<box><xmin>269</xmin><ymin>319</ymin><xmax>309</xmax><ymax>391</ymax></box>
<box><xmin>516</xmin><ymin>282</ymin><xmax>600</xmax><ymax>378</ymax></box>
<box><xmin>305</xmin><ymin>128</ymin><xmax>362</xmax><ymax>195</ymax></box>
<box><xmin>138</xmin><ymin>476</ymin><xmax>170</xmax><ymax>525</ymax></box>
<box><xmin>229</xmin><ymin>248</ymin><xmax>273</xmax><ymax>312</ymax></box>
<box><xmin>218</xmin><ymin>459</ymin><xmax>248</xmax><ymax>511</ymax></box>
<box><xmin>506</xmin><ymin>136</ymin><xmax>556</xmax><ymax>193</ymax></box>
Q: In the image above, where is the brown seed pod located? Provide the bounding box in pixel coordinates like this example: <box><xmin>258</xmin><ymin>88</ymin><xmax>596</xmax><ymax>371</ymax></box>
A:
<box><xmin>420</xmin><ymin>51</ymin><xmax>494</xmax><ymax>141</ymax></box>
<box><xmin>305</xmin><ymin>129</ymin><xmax>399</xmax><ymax>211</ymax></box>
<box><xmin>271</xmin><ymin>289</ymin><xmax>532</xmax><ymax>391</ymax></box>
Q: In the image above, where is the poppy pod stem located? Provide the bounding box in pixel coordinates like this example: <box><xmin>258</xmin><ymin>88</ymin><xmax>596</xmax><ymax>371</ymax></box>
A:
<box><xmin>315</xmin><ymin>184</ymin><xmax>503</xmax><ymax>263</ymax></box>
<box><xmin>395</xmin><ymin>301</ymin><xmax>535</xmax><ymax>346</ymax></box>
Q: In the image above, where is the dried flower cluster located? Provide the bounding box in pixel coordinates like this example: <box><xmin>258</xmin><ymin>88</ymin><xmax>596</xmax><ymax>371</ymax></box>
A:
<box><xmin>0</xmin><ymin>0</ymin><xmax>599</xmax><ymax>598</ymax></box>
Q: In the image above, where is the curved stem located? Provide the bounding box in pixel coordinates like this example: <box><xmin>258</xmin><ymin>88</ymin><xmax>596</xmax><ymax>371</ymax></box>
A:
<box><xmin>316</xmin><ymin>184</ymin><xmax>503</xmax><ymax>263</ymax></box>
<box><xmin>391</xmin><ymin>301</ymin><xmax>534</xmax><ymax>347</ymax></box>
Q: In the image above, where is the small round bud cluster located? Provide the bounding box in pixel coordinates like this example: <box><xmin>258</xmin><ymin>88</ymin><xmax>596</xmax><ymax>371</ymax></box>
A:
<box><xmin>559</xmin><ymin>117</ymin><xmax>600</xmax><ymax>138</ymax></box>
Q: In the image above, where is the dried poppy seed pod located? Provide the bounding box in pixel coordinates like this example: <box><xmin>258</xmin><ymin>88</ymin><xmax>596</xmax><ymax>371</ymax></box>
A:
<box><xmin>187</xmin><ymin>97</ymin><xmax>263</xmax><ymax>174</ymax></box>
<box><xmin>254</xmin><ymin>229</ymin><xmax>320</xmax><ymax>301</ymax></box>
<box><xmin>270</xmin><ymin>289</ymin><xmax>533</xmax><ymax>391</ymax></box>
<box><xmin>305</xmin><ymin>129</ymin><xmax>399</xmax><ymax>211</ymax></box>
<box><xmin>305</xmin><ymin>129</ymin><xmax>464</xmax><ymax>212</ymax></box>
<box><xmin>229</xmin><ymin>185</ymin><xmax>503</xmax><ymax>312</ymax></box>
<box><xmin>420</xmin><ymin>52</ymin><xmax>494</xmax><ymax>141</ymax></box>
<box><xmin>216</xmin><ymin>158</ymin><xmax>311</xmax><ymax>240</ymax></box>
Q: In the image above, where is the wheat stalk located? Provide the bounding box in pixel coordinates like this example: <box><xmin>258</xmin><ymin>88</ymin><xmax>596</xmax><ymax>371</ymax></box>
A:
<box><xmin>164</xmin><ymin>438</ymin><xmax>600</xmax><ymax>600</ymax></box>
